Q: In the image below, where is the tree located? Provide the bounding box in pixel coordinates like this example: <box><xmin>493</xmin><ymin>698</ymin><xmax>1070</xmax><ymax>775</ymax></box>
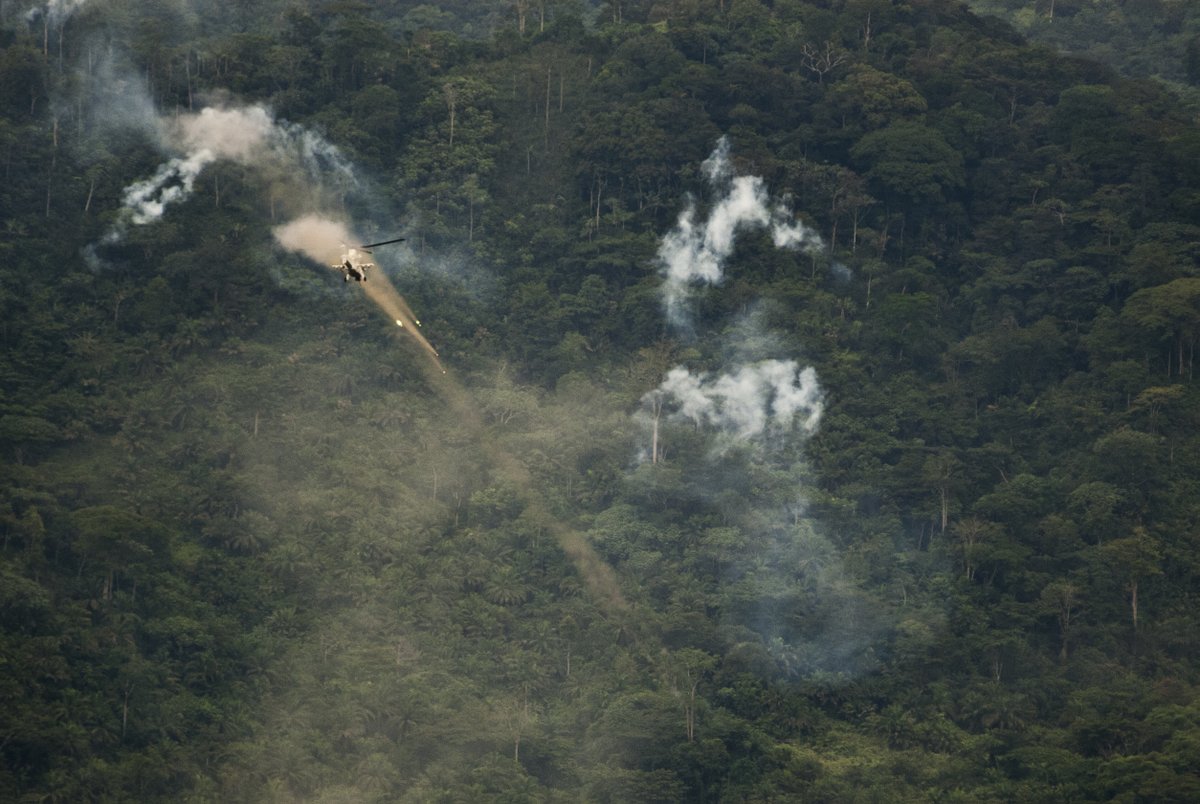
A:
<box><xmin>850</xmin><ymin>121</ymin><xmax>966</xmax><ymax>209</ymax></box>
<box><xmin>671</xmin><ymin>648</ymin><xmax>715</xmax><ymax>742</ymax></box>
<box><xmin>1039</xmin><ymin>579</ymin><xmax>1082</xmax><ymax>662</ymax></box>
<box><xmin>797</xmin><ymin>41</ymin><xmax>847</xmax><ymax>84</ymax></box>
<box><xmin>70</xmin><ymin>506</ymin><xmax>168</xmax><ymax>602</ymax></box>
<box><xmin>1099</xmin><ymin>526</ymin><xmax>1163</xmax><ymax>636</ymax></box>
<box><xmin>1120</xmin><ymin>278</ymin><xmax>1200</xmax><ymax>379</ymax></box>
<box><xmin>492</xmin><ymin>695</ymin><xmax>537</xmax><ymax>762</ymax></box>
<box><xmin>924</xmin><ymin>451</ymin><xmax>964</xmax><ymax>535</ymax></box>
<box><xmin>952</xmin><ymin>517</ymin><xmax>1001</xmax><ymax>582</ymax></box>
<box><xmin>826</xmin><ymin>65</ymin><xmax>928</xmax><ymax>132</ymax></box>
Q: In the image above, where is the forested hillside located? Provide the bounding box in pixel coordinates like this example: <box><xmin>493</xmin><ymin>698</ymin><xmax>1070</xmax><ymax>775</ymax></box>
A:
<box><xmin>963</xmin><ymin>0</ymin><xmax>1200</xmax><ymax>89</ymax></box>
<box><xmin>3</xmin><ymin>0</ymin><xmax>1200</xmax><ymax>801</ymax></box>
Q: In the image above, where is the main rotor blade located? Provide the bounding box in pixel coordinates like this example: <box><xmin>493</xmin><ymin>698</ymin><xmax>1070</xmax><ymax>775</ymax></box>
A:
<box><xmin>359</xmin><ymin>237</ymin><xmax>407</xmax><ymax>249</ymax></box>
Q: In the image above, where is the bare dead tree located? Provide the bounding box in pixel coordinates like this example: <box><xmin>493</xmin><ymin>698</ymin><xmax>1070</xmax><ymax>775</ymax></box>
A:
<box><xmin>799</xmin><ymin>41</ymin><xmax>847</xmax><ymax>84</ymax></box>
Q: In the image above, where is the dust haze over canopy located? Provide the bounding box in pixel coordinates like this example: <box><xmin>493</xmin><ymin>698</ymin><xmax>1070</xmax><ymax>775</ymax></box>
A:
<box><xmin>269</xmin><ymin>216</ymin><xmax>627</xmax><ymax>607</ymax></box>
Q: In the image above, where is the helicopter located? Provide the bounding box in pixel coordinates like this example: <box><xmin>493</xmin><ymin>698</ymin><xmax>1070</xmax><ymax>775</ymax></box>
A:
<box><xmin>333</xmin><ymin>237</ymin><xmax>406</xmax><ymax>282</ymax></box>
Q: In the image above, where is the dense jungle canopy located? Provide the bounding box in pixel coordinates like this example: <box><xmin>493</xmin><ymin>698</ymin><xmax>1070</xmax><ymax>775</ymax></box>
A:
<box><xmin>2</xmin><ymin>0</ymin><xmax>1200</xmax><ymax>801</ymax></box>
<box><xmin>963</xmin><ymin>0</ymin><xmax>1200</xmax><ymax>88</ymax></box>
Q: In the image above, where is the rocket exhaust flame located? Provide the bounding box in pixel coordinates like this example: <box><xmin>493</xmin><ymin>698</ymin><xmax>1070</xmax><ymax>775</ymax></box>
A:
<box><xmin>362</xmin><ymin>276</ymin><xmax>442</xmax><ymax>366</ymax></box>
<box><xmin>393</xmin><ymin>295</ymin><xmax>422</xmax><ymax>328</ymax></box>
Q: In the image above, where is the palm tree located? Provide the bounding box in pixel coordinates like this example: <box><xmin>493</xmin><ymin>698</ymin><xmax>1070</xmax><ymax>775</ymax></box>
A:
<box><xmin>484</xmin><ymin>566</ymin><xmax>529</xmax><ymax>606</ymax></box>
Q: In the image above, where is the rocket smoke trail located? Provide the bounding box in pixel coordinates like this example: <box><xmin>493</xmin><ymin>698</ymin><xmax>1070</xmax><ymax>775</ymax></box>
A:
<box><xmin>356</xmin><ymin>267</ymin><xmax>627</xmax><ymax>608</ymax></box>
<box><xmin>363</xmin><ymin>279</ymin><xmax>442</xmax><ymax>366</ymax></box>
<box><xmin>419</xmin><ymin>359</ymin><xmax>628</xmax><ymax>613</ymax></box>
<box><xmin>271</xmin><ymin>217</ymin><xmax>627</xmax><ymax>603</ymax></box>
<box><xmin>274</xmin><ymin>214</ymin><xmax>626</xmax><ymax>610</ymax></box>
<box><xmin>274</xmin><ymin>214</ymin><xmax>627</xmax><ymax>610</ymax></box>
<box><xmin>392</xmin><ymin>293</ymin><xmax>422</xmax><ymax>328</ymax></box>
<box><xmin>268</xmin><ymin>214</ymin><xmax>632</xmax><ymax>609</ymax></box>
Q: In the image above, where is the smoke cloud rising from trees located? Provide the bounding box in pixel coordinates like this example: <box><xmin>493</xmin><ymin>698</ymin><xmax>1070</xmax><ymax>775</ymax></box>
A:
<box><xmin>94</xmin><ymin>101</ymin><xmax>356</xmax><ymax>254</ymax></box>
<box><xmin>658</xmin><ymin>136</ymin><xmax>823</xmax><ymax>328</ymax></box>
<box><xmin>646</xmin><ymin>360</ymin><xmax>823</xmax><ymax>444</ymax></box>
<box><xmin>23</xmin><ymin>0</ymin><xmax>90</xmax><ymax>26</ymax></box>
<box><xmin>637</xmin><ymin>138</ymin><xmax>868</xmax><ymax>672</ymax></box>
<box><xmin>646</xmin><ymin>139</ymin><xmax>826</xmax><ymax>457</ymax></box>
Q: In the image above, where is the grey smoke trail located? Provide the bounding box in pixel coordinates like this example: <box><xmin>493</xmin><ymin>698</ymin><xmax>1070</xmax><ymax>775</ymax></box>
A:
<box><xmin>121</xmin><ymin>149</ymin><xmax>215</xmax><ymax>226</ymax></box>
<box><xmin>87</xmin><ymin>103</ymin><xmax>354</xmax><ymax>273</ymax></box>
<box><xmin>645</xmin><ymin>359</ymin><xmax>823</xmax><ymax>444</ymax></box>
<box><xmin>659</xmin><ymin>137</ymin><xmax>823</xmax><ymax>327</ymax></box>
<box><xmin>97</xmin><ymin>102</ymin><xmax>356</xmax><ymax>249</ymax></box>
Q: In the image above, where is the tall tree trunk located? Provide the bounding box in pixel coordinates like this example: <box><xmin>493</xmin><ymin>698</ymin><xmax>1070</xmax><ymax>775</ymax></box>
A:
<box><xmin>686</xmin><ymin>682</ymin><xmax>697</xmax><ymax>741</ymax></box>
<box><xmin>544</xmin><ymin>66</ymin><xmax>551</xmax><ymax>150</ymax></box>
<box><xmin>1130</xmin><ymin>579</ymin><xmax>1138</xmax><ymax>631</ymax></box>
<box><xmin>122</xmin><ymin>684</ymin><xmax>132</xmax><ymax>741</ymax></box>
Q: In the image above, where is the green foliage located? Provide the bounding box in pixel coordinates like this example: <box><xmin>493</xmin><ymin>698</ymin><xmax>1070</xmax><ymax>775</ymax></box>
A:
<box><xmin>851</xmin><ymin>122</ymin><xmax>966</xmax><ymax>208</ymax></box>
<box><xmin>964</xmin><ymin>0</ymin><xmax>1200</xmax><ymax>91</ymax></box>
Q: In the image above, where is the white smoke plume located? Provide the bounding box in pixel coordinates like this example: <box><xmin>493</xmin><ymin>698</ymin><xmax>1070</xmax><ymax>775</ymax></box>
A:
<box><xmin>272</xmin><ymin>214</ymin><xmax>354</xmax><ymax>266</ymax></box>
<box><xmin>178</xmin><ymin>104</ymin><xmax>275</xmax><ymax>162</ymax></box>
<box><xmin>647</xmin><ymin>359</ymin><xmax>823</xmax><ymax>443</ymax></box>
<box><xmin>113</xmin><ymin>105</ymin><xmax>275</xmax><ymax>226</ymax></box>
<box><xmin>121</xmin><ymin>149</ymin><xmax>214</xmax><ymax>225</ymax></box>
<box><xmin>97</xmin><ymin>102</ymin><xmax>356</xmax><ymax>250</ymax></box>
<box><xmin>660</xmin><ymin>137</ymin><xmax>823</xmax><ymax>327</ymax></box>
<box><xmin>25</xmin><ymin>0</ymin><xmax>90</xmax><ymax>27</ymax></box>
<box><xmin>84</xmin><ymin>59</ymin><xmax>163</xmax><ymax>142</ymax></box>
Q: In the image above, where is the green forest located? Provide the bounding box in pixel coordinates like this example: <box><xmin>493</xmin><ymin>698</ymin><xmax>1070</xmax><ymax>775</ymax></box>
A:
<box><xmin>3</xmin><ymin>0</ymin><xmax>1200</xmax><ymax>800</ymax></box>
<box><xmin>962</xmin><ymin>0</ymin><xmax>1200</xmax><ymax>90</ymax></box>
